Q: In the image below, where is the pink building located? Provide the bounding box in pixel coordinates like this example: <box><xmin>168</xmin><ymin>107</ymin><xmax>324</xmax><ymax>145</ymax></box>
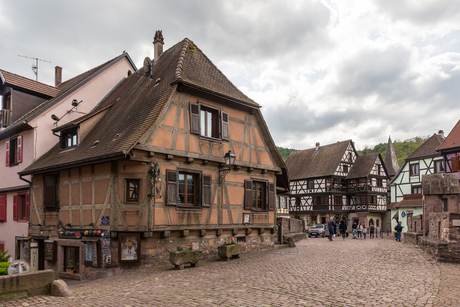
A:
<box><xmin>0</xmin><ymin>53</ymin><xmax>136</xmax><ymax>262</ymax></box>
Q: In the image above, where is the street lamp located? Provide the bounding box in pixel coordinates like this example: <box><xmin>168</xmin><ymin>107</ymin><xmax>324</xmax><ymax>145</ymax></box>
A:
<box><xmin>219</xmin><ymin>150</ymin><xmax>236</xmax><ymax>185</ymax></box>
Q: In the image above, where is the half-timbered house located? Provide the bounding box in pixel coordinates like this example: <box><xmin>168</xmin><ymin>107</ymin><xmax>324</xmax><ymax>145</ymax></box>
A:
<box><xmin>437</xmin><ymin>121</ymin><xmax>460</xmax><ymax>178</ymax></box>
<box><xmin>19</xmin><ymin>32</ymin><xmax>288</xmax><ymax>279</ymax></box>
<box><xmin>388</xmin><ymin>131</ymin><xmax>445</xmax><ymax>232</ymax></box>
<box><xmin>286</xmin><ymin>140</ymin><xmax>389</xmax><ymax>230</ymax></box>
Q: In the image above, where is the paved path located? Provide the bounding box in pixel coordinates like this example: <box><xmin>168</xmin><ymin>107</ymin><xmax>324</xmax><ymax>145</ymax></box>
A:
<box><xmin>2</xmin><ymin>237</ymin><xmax>460</xmax><ymax>306</ymax></box>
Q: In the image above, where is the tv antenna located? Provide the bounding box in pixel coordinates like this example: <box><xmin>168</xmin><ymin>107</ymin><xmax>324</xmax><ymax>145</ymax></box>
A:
<box><xmin>18</xmin><ymin>55</ymin><xmax>51</xmax><ymax>81</ymax></box>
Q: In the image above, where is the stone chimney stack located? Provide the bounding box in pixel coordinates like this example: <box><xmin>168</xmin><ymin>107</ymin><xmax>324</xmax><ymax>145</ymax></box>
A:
<box><xmin>315</xmin><ymin>142</ymin><xmax>320</xmax><ymax>151</ymax></box>
<box><xmin>55</xmin><ymin>66</ymin><xmax>62</xmax><ymax>86</ymax></box>
<box><xmin>438</xmin><ymin>130</ymin><xmax>444</xmax><ymax>138</ymax></box>
<box><xmin>153</xmin><ymin>30</ymin><xmax>164</xmax><ymax>62</ymax></box>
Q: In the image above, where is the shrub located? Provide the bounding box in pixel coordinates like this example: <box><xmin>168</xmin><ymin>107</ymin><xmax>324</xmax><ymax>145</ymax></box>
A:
<box><xmin>0</xmin><ymin>262</ymin><xmax>10</xmax><ymax>275</ymax></box>
<box><xmin>0</xmin><ymin>250</ymin><xmax>11</xmax><ymax>262</ymax></box>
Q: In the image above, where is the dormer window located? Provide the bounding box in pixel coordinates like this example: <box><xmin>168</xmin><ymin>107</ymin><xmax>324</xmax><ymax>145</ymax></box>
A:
<box><xmin>61</xmin><ymin>128</ymin><xmax>78</xmax><ymax>149</ymax></box>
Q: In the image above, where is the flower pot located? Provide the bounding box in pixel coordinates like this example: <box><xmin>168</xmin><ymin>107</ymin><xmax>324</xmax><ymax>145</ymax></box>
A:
<box><xmin>218</xmin><ymin>243</ymin><xmax>241</xmax><ymax>261</ymax></box>
<box><xmin>169</xmin><ymin>250</ymin><xmax>202</xmax><ymax>270</ymax></box>
<box><xmin>66</xmin><ymin>270</ymin><xmax>74</xmax><ymax>274</ymax></box>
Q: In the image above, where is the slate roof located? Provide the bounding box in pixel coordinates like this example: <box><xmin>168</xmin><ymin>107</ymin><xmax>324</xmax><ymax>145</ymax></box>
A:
<box><xmin>384</xmin><ymin>136</ymin><xmax>399</xmax><ymax>176</ymax></box>
<box><xmin>0</xmin><ymin>53</ymin><xmax>135</xmax><ymax>141</ymax></box>
<box><xmin>285</xmin><ymin>140</ymin><xmax>352</xmax><ymax>180</ymax></box>
<box><xmin>346</xmin><ymin>153</ymin><xmax>381</xmax><ymax>179</ymax></box>
<box><xmin>20</xmin><ymin>38</ymin><xmax>261</xmax><ymax>175</ymax></box>
<box><xmin>437</xmin><ymin>120</ymin><xmax>460</xmax><ymax>151</ymax></box>
<box><xmin>0</xmin><ymin>69</ymin><xmax>60</xmax><ymax>98</ymax></box>
<box><xmin>407</xmin><ymin>133</ymin><xmax>444</xmax><ymax>159</ymax></box>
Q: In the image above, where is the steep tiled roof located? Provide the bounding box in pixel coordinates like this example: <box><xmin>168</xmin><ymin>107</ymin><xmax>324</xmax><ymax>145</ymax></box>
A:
<box><xmin>0</xmin><ymin>69</ymin><xmax>60</xmax><ymax>98</ymax></box>
<box><xmin>384</xmin><ymin>136</ymin><xmax>399</xmax><ymax>176</ymax></box>
<box><xmin>285</xmin><ymin>140</ymin><xmax>352</xmax><ymax>180</ymax></box>
<box><xmin>174</xmin><ymin>41</ymin><xmax>257</xmax><ymax>106</ymax></box>
<box><xmin>347</xmin><ymin>153</ymin><xmax>381</xmax><ymax>179</ymax></box>
<box><xmin>21</xmin><ymin>38</ymin><xmax>260</xmax><ymax>175</ymax></box>
<box><xmin>437</xmin><ymin>120</ymin><xmax>460</xmax><ymax>151</ymax></box>
<box><xmin>0</xmin><ymin>53</ymin><xmax>134</xmax><ymax>140</ymax></box>
<box><xmin>407</xmin><ymin>133</ymin><xmax>444</xmax><ymax>159</ymax></box>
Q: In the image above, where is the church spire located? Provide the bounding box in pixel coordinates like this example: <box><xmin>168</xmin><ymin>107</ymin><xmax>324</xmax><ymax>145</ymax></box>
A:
<box><xmin>384</xmin><ymin>136</ymin><xmax>399</xmax><ymax>177</ymax></box>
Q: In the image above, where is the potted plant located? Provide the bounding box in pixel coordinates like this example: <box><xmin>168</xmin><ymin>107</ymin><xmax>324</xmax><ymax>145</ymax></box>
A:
<box><xmin>66</xmin><ymin>265</ymin><xmax>74</xmax><ymax>274</ymax></box>
<box><xmin>169</xmin><ymin>244</ymin><xmax>202</xmax><ymax>270</ymax></box>
<box><xmin>218</xmin><ymin>237</ymin><xmax>241</xmax><ymax>261</ymax></box>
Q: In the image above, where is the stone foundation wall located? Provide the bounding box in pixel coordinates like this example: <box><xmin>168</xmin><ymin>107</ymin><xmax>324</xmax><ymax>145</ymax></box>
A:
<box><xmin>139</xmin><ymin>229</ymin><xmax>274</xmax><ymax>265</ymax></box>
<box><xmin>277</xmin><ymin>217</ymin><xmax>305</xmax><ymax>234</ymax></box>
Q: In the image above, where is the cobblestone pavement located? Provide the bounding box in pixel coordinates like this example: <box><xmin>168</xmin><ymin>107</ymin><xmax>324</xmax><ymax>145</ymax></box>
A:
<box><xmin>3</xmin><ymin>236</ymin><xmax>460</xmax><ymax>307</ymax></box>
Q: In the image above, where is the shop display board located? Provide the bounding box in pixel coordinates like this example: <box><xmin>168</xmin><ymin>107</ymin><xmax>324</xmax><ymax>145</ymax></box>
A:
<box><xmin>118</xmin><ymin>233</ymin><xmax>140</xmax><ymax>263</ymax></box>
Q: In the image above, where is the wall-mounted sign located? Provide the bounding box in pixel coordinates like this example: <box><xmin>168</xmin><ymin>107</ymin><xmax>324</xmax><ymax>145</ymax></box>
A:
<box><xmin>401</xmin><ymin>211</ymin><xmax>406</xmax><ymax>218</ymax></box>
<box><xmin>101</xmin><ymin>216</ymin><xmax>110</xmax><ymax>225</ymax></box>
<box><xmin>44</xmin><ymin>240</ymin><xmax>57</xmax><ymax>261</ymax></box>
<box><xmin>243</xmin><ymin>213</ymin><xmax>250</xmax><ymax>224</ymax></box>
<box><xmin>452</xmin><ymin>220</ymin><xmax>460</xmax><ymax>227</ymax></box>
<box><xmin>59</xmin><ymin>229</ymin><xmax>82</xmax><ymax>239</ymax></box>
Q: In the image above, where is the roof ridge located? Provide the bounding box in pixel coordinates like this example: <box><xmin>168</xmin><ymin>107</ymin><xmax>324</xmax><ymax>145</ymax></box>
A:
<box><xmin>174</xmin><ymin>38</ymin><xmax>191</xmax><ymax>81</ymax></box>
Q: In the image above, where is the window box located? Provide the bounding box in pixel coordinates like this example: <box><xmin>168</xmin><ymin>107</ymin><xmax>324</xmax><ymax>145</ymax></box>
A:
<box><xmin>169</xmin><ymin>250</ymin><xmax>202</xmax><ymax>270</ymax></box>
<box><xmin>218</xmin><ymin>243</ymin><xmax>241</xmax><ymax>261</ymax></box>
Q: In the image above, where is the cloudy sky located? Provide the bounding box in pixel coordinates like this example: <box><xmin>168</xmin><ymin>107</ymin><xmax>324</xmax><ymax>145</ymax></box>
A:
<box><xmin>1</xmin><ymin>0</ymin><xmax>460</xmax><ymax>150</ymax></box>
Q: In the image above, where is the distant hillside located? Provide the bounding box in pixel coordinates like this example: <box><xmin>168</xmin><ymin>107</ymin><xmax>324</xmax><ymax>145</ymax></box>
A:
<box><xmin>277</xmin><ymin>136</ymin><xmax>430</xmax><ymax>165</ymax></box>
<box><xmin>358</xmin><ymin>136</ymin><xmax>430</xmax><ymax>166</ymax></box>
<box><xmin>277</xmin><ymin>147</ymin><xmax>298</xmax><ymax>161</ymax></box>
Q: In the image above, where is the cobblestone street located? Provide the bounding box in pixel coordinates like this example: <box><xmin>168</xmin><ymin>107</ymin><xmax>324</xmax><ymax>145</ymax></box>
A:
<box><xmin>3</xmin><ymin>236</ymin><xmax>460</xmax><ymax>307</ymax></box>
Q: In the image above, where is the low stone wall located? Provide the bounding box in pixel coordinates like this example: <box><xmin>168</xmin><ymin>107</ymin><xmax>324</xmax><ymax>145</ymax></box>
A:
<box><xmin>404</xmin><ymin>232</ymin><xmax>423</xmax><ymax>245</ymax></box>
<box><xmin>283</xmin><ymin>233</ymin><xmax>307</xmax><ymax>245</ymax></box>
<box><xmin>276</xmin><ymin>217</ymin><xmax>307</xmax><ymax>245</ymax></box>
<box><xmin>0</xmin><ymin>269</ymin><xmax>55</xmax><ymax>302</ymax></box>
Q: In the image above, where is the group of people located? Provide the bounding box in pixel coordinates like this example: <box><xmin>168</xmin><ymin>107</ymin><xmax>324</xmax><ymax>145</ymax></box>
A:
<box><xmin>327</xmin><ymin>218</ymin><xmax>377</xmax><ymax>241</ymax></box>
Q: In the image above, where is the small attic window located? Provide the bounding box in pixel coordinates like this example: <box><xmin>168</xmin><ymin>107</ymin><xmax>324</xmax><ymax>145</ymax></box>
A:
<box><xmin>60</xmin><ymin>128</ymin><xmax>78</xmax><ymax>149</ymax></box>
<box><xmin>91</xmin><ymin>140</ymin><xmax>99</xmax><ymax>148</ymax></box>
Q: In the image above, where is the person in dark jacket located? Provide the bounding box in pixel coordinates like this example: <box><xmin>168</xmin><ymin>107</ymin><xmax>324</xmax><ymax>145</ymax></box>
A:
<box><xmin>327</xmin><ymin>217</ymin><xmax>335</xmax><ymax>241</ymax></box>
<box><xmin>340</xmin><ymin>219</ymin><xmax>347</xmax><ymax>240</ymax></box>
<box><xmin>395</xmin><ymin>221</ymin><xmax>403</xmax><ymax>242</ymax></box>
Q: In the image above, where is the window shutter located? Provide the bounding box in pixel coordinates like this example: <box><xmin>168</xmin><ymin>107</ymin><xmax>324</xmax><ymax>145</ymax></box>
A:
<box><xmin>244</xmin><ymin>179</ymin><xmax>252</xmax><ymax>210</ymax></box>
<box><xmin>221</xmin><ymin>111</ymin><xmax>230</xmax><ymax>141</ymax></box>
<box><xmin>13</xmin><ymin>194</ymin><xmax>18</xmax><ymax>221</ymax></box>
<box><xmin>44</xmin><ymin>175</ymin><xmax>58</xmax><ymax>209</ymax></box>
<box><xmin>202</xmin><ymin>174</ymin><xmax>212</xmax><ymax>207</ymax></box>
<box><xmin>5</xmin><ymin>140</ymin><xmax>10</xmax><ymax>166</ymax></box>
<box><xmin>166</xmin><ymin>170</ymin><xmax>178</xmax><ymax>206</ymax></box>
<box><xmin>0</xmin><ymin>243</ymin><xmax>4</xmax><ymax>253</ymax></box>
<box><xmin>189</xmin><ymin>102</ymin><xmax>200</xmax><ymax>135</ymax></box>
<box><xmin>0</xmin><ymin>195</ymin><xmax>6</xmax><ymax>221</ymax></box>
<box><xmin>456</xmin><ymin>155</ymin><xmax>460</xmax><ymax>172</ymax></box>
<box><xmin>17</xmin><ymin>135</ymin><xmax>22</xmax><ymax>163</ymax></box>
<box><xmin>26</xmin><ymin>193</ymin><xmax>30</xmax><ymax>221</ymax></box>
<box><xmin>268</xmin><ymin>183</ymin><xmax>276</xmax><ymax>211</ymax></box>
<box><xmin>451</xmin><ymin>156</ymin><xmax>459</xmax><ymax>173</ymax></box>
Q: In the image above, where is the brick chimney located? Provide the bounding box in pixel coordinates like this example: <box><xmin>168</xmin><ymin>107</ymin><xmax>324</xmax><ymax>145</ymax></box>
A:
<box><xmin>315</xmin><ymin>142</ymin><xmax>320</xmax><ymax>151</ymax></box>
<box><xmin>438</xmin><ymin>130</ymin><xmax>444</xmax><ymax>138</ymax></box>
<box><xmin>153</xmin><ymin>30</ymin><xmax>164</xmax><ymax>62</ymax></box>
<box><xmin>55</xmin><ymin>66</ymin><xmax>62</xmax><ymax>86</ymax></box>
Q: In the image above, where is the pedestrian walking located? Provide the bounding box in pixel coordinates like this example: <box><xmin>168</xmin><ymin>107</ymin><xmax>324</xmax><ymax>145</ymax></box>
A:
<box><xmin>362</xmin><ymin>225</ymin><xmax>367</xmax><ymax>239</ymax></box>
<box><xmin>395</xmin><ymin>221</ymin><xmax>403</xmax><ymax>242</ymax></box>
<box><xmin>328</xmin><ymin>217</ymin><xmax>335</xmax><ymax>241</ymax></box>
<box><xmin>357</xmin><ymin>223</ymin><xmax>363</xmax><ymax>239</ymax></box>
<box><xmin>370</xmin><ymin>224</ymin><xmax>375</xmax><ymax>239</ymax></box>
<box><xmin>340</xmin><ymin>219</ymin><xmax>347</xmax><ymax>240</ymax></box>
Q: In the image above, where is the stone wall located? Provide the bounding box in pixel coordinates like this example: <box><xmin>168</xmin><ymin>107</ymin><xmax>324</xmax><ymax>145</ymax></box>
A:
<box><xmin>277</xmin><ymin>217</ymin><xmax>305</xmax><ymax>234</ymax></box>
<box><xmin>419</xmin><ymin>212</ymin><xmax>460</xmax><ymax>263</ymax></box>
<box><xmin>0</xmin><ymin>270</ymin><xmax>54</xmax><ymax>302</ymax></box>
